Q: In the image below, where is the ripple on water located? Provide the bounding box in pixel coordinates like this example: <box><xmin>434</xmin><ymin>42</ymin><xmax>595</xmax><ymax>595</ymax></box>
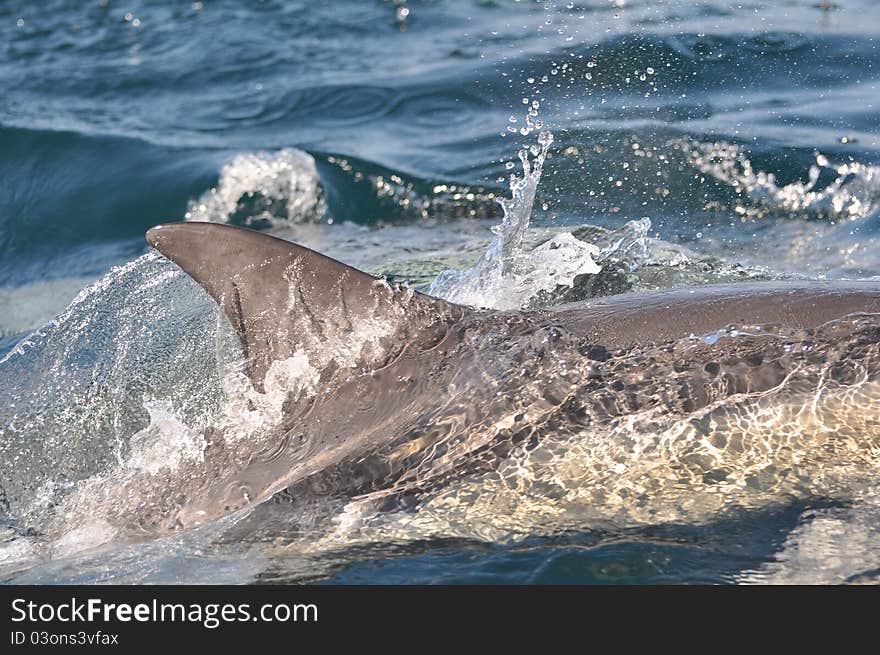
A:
<box><xmin>283</xmin><ymin>84</ymin><xmax>397</xmax><ymax>126</ymax></box>
<box><xmin>391</xmin><ymin>90</ymin><xmax>486</xmax><ymax>129</ymax></box>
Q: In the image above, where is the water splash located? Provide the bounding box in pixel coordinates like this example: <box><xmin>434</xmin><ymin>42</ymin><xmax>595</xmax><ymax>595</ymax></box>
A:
<box><xmin>678</xmin><ymin>139</ymin><xmax>880</xmax><ymax>221</ymax></box>
<box><xmin>126</xmin><ymin>401</ymin><xmax>208</xmax><ymax>476</ymax></box>
<box><xmin>736</xmin><ymin>486</ymin><xmax>880</xmax><ymax>584</ymax></box>
<box><xmin>0</xmin><ymin>253</ymin><xmax>238</xmax><ymax>522</ymax></box>
<box><xmin>526</xmin><ymin>217</ymin><xmax>779</xmax><ymax>307</ymax></box>
<box><xmin>0</xmin><ymin>231</ymin><xmax>431</xmax><ymax>561</ymax></box>
<box><xmin>185</xmin><ymin>148</ymin><xmax>327</xmax><ymax>228</ymax></box>
<box><xmin>429</xmin><ymin>129</ymin><xmax>601</xmax><ymax>309</ymax></box>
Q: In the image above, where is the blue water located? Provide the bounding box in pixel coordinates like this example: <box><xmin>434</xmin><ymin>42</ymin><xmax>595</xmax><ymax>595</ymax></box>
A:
<box><xmin>2</xmin><ymin>1</ymin><xmax>880</xmax><ymax>583</ymax></box>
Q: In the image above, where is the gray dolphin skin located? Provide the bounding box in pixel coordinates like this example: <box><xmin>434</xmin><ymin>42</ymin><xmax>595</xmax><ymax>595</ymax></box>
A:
<box><xmin>143</xmin><ymin>221</ymin><xmax>880</xmax><ymax>533</ymax></box>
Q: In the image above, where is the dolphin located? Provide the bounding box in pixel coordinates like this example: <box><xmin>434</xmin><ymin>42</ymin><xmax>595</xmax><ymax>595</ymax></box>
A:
<box><xmin>134</xmin><ymin>221</ymin><xmax>880</xmax><ymax>535</ymax></box>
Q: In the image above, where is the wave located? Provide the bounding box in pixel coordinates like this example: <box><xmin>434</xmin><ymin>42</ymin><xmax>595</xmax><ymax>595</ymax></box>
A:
<box><xmin>677</xmin><ymin>139</ymin><xmax>880</xmax><ymax>221</ymax></box>
<box><xmin>0</xmin><ymin>125</ymin><xmax>223</xmax><ymax>285</ymax></box>
<box><xmin>0</xmin><ymin>125</ymin><xmax>505</xmax><ymax>292</ymax></box>
<box><xmin>184</xmin><ymin>148</ymin><xmax>327</xmax><ymax>228</ymax></box>
<box><xmin>184</xmin><ymin>146</ymin><xmax>503</xmax><ymax>228</ymax></box>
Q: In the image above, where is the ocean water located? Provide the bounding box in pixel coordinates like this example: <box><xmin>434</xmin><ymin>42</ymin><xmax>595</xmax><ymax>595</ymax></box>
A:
<box><xmin>1</xmin><ymin>0</ymin><xmax>880</xmax><ymax>584</ymax></box>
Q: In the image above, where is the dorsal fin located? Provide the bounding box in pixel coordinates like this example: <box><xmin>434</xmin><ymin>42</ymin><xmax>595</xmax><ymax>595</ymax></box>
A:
<box><xmin>146</xmin><ymin>222</ymin><xmax>468</xmax><ymax>391</ymax></box>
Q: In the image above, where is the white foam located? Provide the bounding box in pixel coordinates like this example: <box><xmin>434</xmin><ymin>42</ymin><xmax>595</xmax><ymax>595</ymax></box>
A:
<box><xmin>680</xmin><ymin>139</ymin><xmax>880</xmax><ymax>221</ymax></box>
<box><xmin>126</xmin><ymin>401</ymin><xmax>207</xmax><ymax>475</ymax></box>
<box><xmin>185</xmin><ymin>148</ymin><xmax>326</xmax><ymax>226</ymax></box>
<box><xmin>215</xmin><ymin>350</ymin><xmax>319</xmax><ymax>444</ymax></box>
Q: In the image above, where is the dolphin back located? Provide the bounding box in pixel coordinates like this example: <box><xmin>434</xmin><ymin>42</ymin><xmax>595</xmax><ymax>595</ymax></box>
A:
<box><xmin>554</xmin><ymin>280</ymin><xmax>880</xmax><ymax>349</ymax></box>
<box><xmin>146</xmin><ymin>222</ymin><xmax>468</xmax><ymax>390</ymax></box>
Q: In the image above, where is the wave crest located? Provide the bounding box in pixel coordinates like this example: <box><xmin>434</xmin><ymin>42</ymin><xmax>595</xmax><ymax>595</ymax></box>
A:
<box><xmin>185</xmin><ymin>148</ymin><xmax>327</xmax><ymax>227</ymax></box>
<box><xmin>678</xmin><ymin>139</ymin><xmax>880</xmax><ymax>221</ymax></box>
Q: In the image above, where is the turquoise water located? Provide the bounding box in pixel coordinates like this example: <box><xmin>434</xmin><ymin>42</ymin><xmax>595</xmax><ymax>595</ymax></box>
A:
<box><xmin>2</xmin><ymin>1</ymin><xmax>880</xmax><ymax>584</ymax></box>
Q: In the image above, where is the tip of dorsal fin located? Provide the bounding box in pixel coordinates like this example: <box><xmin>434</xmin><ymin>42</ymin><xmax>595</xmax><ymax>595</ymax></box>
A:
<box><xmin>147</xmin><ymin>222</ymin><xmax>469</xmax><ymax>391</ymax></box>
